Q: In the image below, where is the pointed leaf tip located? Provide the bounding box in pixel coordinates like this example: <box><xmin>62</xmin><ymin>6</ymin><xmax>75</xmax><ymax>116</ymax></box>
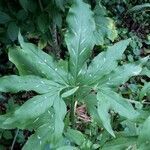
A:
<box><xmin>62</xmin><ymin>86</ymin><xmax>79</xmax><ymax>98</ymax></box>
<box><xmin>18</xmin><ymin>30</ymin><xmax>24</xmax><ymax>46</ymax></box>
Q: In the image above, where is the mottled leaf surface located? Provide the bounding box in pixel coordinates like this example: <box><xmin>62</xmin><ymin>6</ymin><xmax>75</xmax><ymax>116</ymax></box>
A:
<box><xmin>9</xmin><ymin>33</ymin><xmax>68</xmax><ymax>84</ymax></box>
<box><xmin>98</xmin><ymin>63</ymin><xmax>142</xmax><ymax>87</ymax></box>
<box><xmin>0</xmin><ymin>75</ymin><xmax>60</xmax><ymax>94</ymax></box>
<box><xmin>97</xmin><ymin>87</ymin><xmax>139</xmax><ymax>136</ymax></box>
<box><xmin>65</xmin><ymin>0</ymin><xmax>96</xmax><ymax>80</ymax></box>
<box><xmin>85</xmin><ymin>39</ymin><xmax>131</xmax><ymax>85</ymax></box>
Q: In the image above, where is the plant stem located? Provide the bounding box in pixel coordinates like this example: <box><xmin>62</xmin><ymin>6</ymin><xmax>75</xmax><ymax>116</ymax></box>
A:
<box><xmin>11</xmin><ymin>129</ymin><xmax>19</xmax><ymax>150</ymax></box>
<box><xmin>52</xmin><ymin>22</ymin><xmax>61</xmax><ymax>58</ymax></box>
<box><xmin>38</xmin><ymin>0</ymin><xmax>43</xmax><ymax>11</ymax></box>
<box><xmin>70</xmin><ymin>96</ymin><xmax>75</xmax><ymax>128</ymax></box>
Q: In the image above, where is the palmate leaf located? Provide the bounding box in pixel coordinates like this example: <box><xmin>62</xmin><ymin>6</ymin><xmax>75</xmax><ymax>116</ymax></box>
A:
<box><xmin>97</xmin><ymin>87</ymin><xmax>139</xmax><ymax>137</ymax></box>
<box><xmin>0</xmin><ymin>33</ymin><xmax>76</xmax><ymax>148</ymax></box>
<box><xmin>9</xmin><ymin>33</ymin><xmax>68</xmax><ymax>84</ymax></box>
<box><xmin>65</xmin><ymin>0</ymin><xmax>96</xmax><ymax>80</ymax></box>
<box><xmin>0</xmin><ymin>0</ymin><xmax>149</xmax><ymax>148</ymax></box>
<box><xmin>85</xmin><ymin>39</ymin><xmax>131</xmax><ymax>85</ymax></box>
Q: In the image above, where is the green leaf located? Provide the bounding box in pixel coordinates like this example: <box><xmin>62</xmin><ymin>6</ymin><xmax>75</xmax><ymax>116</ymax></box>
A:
<box><xmin>3</xmin><ymin>130</ymin><xmax>13</xmax><ymax>140</ymax></box>
<box><xmin>56</xmin><ymin>146</ymin><xmax>78</xmax><ymax>150</ymax></box>
<box><xmin>55</xmin><ymin>0</ymin><xmax>64</xmax><ymax>11</ymax></box>
<box><xmin>97</xmin><ymin>87</ymin><xmax>139</xmax><ymax>136</ymax></box>
<box><xmin>102</xmin><ymin>137</ymin><xmax>137</xmax><ymax>150</ymax></box>
<box><xmin>85</xmin><ymin>94</ymin><xmax>101</xmax><ymax>124</ymax></box>
<box><xmin>86</xmin><ymin>39</ymin><xmax>131</xmax><ymax>85</ymax></box>
<box><xmin>61</xmin><ymin>87</ymin><xmax>79</xmax><ymax>98</ymax></box>
<box><xmin>0</xmin><ymin>75</ymin><xmax>60</xmax><ymax>94</ymax></box>
<box><xmin>2</xmin><ymin>93</ymin><xmax>55</xmax><ymax>128</ymax></box>
<box><xmin>37</xmin><ymin>13</ymin><xmax>49</xmax><ymax>33</ymax></box>
<box><xmin>23</xmin><ymin>109</ymin><xmax>55</xmax><ymax>150</ymax></box>
<box><xmin>65</xmin><ymin>128</ymin><xmax>85</xmax><ymax>146</ymax></box>
<box><xmin>139</xmin><ymin>82</ymin><xmax>150</xmax><ymax>100</ymax></box>
<box><xmin>65</xmin><ymin>0</ymin><xmax>96</xmax><ymax>80</ymax></box>
<box><xmin>1</xmin><ymin>86</ymin><xmax>64</xmax><ymax>129</ymax></box>
<box><xmin>53</xmin><ymin>98</ymin><xmax>67</xmax><ymax>142</ymax></box>
<box><xmin>19</xmin><ymin>0</ymin><xmax>29</xmax><ymax>11</ymax></box>
<box><xmin>9</xmin><ymin>33</ymin><xmax>68</xmax><ymax>84</ymax></box>
<box><xmin>128</xmin><ymin>3</ymin><xmax>150</xmax><ymax>13</ymax></box>
<box><xmin>94</xmin><ymin>4</ymin><xmax>117</xmax><ymax>45</ymax></box>
<box><xmin>0</xmin><ymin>11</ymin><xmax>11</xmax><ymax>24</ymax></box>
<box><xmin>137</xmin><ymin>116</ymin><xmax>150</xmax><ymax>150</ymax></box>
<box><xmin>7</xmin><ymin>22</ymin><xmax>19</xmax><ymax>41</ymax></box>
<box><xmin>140</xmin><ymin>67</ymin><xmax>150</xmax><ymax>78</ymax></box>
<box><xmin>98</xmin><ymin>63</ymin><xmax>142</xmax><ymax>87</ymax></box>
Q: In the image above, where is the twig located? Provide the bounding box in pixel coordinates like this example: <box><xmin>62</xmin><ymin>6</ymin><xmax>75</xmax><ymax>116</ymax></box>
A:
<box><xmin>11</xmin><ymin>129</ymin><xmax>19</xmax><ymax>150</ymax></box>
<box><xmin>51</xmin><ymin>23</ymin><xmax>61</xmax><ymax>58</ymax></box>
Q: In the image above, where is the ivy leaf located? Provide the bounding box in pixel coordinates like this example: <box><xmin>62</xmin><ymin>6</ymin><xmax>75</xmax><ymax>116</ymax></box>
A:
<box><xmin>86</xmin><ymin>39</ymin><xmax>131</xmax><ymax>85</ymax></box>
<box><xmin>97</xmin><ymin>87</ymin><xmax>139</xmax><ymax>136</ymax></box>
<box><xmin>137</xmin><ymin>116</ymin><xmax>150</xmax><ymax>149</ymax></box>
<box><xmin>98</xmin><ymin>63</ymin><xmax>142</xmax><ymax>87</ymax></box>
<box><xmin>65</xmin><ymin>0</ymin><xmax>96</xmax><ymax>80</ymax></box>
<box><xmin>0</xmin><ymin>75</ymin><xmax>61</xmax><ymax>94</ymax></box>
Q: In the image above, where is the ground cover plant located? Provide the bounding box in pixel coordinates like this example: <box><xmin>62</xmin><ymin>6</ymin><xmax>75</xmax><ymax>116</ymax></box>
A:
<box><xmin>0</xmin><ymin>0</ymin><xmax>150</xmax><ymax>149</ymax></box>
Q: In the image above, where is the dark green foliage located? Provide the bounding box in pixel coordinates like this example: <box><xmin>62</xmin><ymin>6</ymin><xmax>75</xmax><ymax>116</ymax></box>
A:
<box><xmin>0</xmin><ymin>0</ymin><xmax>150</xmax><ymax>149</ymax></box>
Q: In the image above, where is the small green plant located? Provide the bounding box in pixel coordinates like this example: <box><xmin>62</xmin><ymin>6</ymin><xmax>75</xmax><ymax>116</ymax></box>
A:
<box><xmin>0</xmin><ymin>0</ymin><xmax>149</xmax><ymax>149</ymax></box>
